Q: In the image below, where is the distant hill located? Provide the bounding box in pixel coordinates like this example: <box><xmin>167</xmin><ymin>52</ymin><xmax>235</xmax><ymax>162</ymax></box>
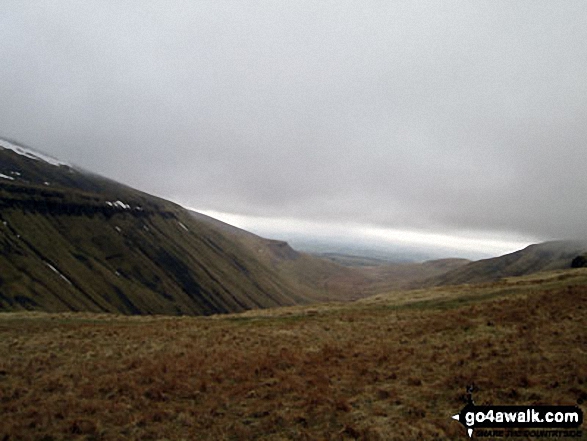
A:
<box><xmin>358</xmin><ymin>258</ymin><xmax>471</xmax><ymax>293</ymax></box>
<box><xmin>300</xmin><ymin>249</ymin><xmax>471</xmax><ymax>293</ymax></box>
<box><xmin>423</xmin><ymin>240</ymin><xmax>587</xmax><ymax>287</ymax></box>
<box><xmin>0</xmin><ymin>138</ymin><xmax>324</xmax><ymax>315</ymax></box>
<box><xmin>311</xmin><ymin>253</ymin><xmax>393</xmax><ymax>267</ymax></box>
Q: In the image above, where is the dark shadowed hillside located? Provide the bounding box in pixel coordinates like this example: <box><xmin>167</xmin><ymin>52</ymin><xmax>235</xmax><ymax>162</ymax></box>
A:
<box><xmin>0</xmin><ymin>139</ymin><xmax>323</xmax><ymax>315</ymax></box>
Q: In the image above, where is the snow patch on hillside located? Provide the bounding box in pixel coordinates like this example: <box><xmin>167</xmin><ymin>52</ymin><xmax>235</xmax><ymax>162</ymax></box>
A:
<box><xmin>0</xmin><ymin>138</ymin><xmax>69</xmax><ymax>167</ymax></box>
<box><xmin>45</xmin><ymin>262</ymin><xmax>73</xmax><ymax>285</ymax></box>
<box><xmin>106</xmin><ymin>200</ymin><xmax>131</xmax><ymax>210</ymax></box>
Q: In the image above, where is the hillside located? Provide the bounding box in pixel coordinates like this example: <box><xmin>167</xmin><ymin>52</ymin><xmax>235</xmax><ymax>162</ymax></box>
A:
<box><xmin>0</xmin><ymin>139</ymin><xmax>322</xmax><ymax>315</ymax></box>
<box><xmin>312</xmin><ymin>252</ymin><xmax>400</xmax><ymax>267</ymax></box>
<box><xmin>1</xmin><ymin>268</ymin><xmax>585</xmax><ymax>440</ymax></box>
<box><xmin>187</xmin><ymin>212</ymin><xmax>476</xmax><ymax>298</ymax></box>
<box><xmin>1</xmin><ymin>137</ymin><xmax>454</xmax><ymax>315</ymax></box>
<box><xmin>424</xmin><ymin>240</ymin><xmax>587</xmax><ymax>287</ymax></box>
<box><xmin>3</xmin><ymin>137</ymin><xmax>586</xmax><ymax>317</ymax></box>
<box><xmin>359</xmin><ymin>258</ymin><xmax>472</xmax><ymax>293</ymax></box>
<box><xmin>189</xmin><ymin>210</ymin><xmax>372</xmax><ymax>301</ymax></box>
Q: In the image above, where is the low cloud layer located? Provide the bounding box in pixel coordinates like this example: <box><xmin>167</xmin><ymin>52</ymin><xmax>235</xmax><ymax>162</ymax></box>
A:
<box><xmin>1</xmin><ymin>1</ymin><xmax>586</xmax><ymax>244</ymax></box>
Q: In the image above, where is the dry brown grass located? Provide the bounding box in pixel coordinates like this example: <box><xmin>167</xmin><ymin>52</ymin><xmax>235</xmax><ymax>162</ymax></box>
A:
<box><xmin>1</xmin><ymin>270</ymin><xmax>586</xmax><ymax>440</ymax></box>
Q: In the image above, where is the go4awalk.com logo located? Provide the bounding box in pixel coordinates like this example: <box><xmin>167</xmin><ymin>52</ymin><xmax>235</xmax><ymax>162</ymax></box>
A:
<box><xmin>451</xmin><ymin>401</ymin><xmax>583</xmax><ymax>438</ymax></box>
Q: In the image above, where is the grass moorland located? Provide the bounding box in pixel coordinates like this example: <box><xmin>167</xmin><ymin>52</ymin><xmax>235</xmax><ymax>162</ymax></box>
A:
<box><xmin>0</xmin><ymin>269</ymin><xmax>586</xmax><ymax>440</ymax></box>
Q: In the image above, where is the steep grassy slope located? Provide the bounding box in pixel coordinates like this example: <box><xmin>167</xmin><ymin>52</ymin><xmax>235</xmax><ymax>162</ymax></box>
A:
<box><xmin>1</xmin><ymin>268</ymin><xmax>585</xmax><ymax>440</ymax></box>
<box><xmin>0</xmin><ymin>142</ymin><xmax>313</xmax><ymax>315</ymax></box>
<box><xmin>424</xmin><ymin>240</ymin><xmax>587</xmax><ymax>287</ymax></box>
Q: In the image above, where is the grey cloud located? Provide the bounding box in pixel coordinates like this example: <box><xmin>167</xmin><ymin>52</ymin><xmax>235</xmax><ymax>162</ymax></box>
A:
<box><xmin>1</xmin><ymin>1</ymin><xmax>586</xmax><ymax>242</ymax></box>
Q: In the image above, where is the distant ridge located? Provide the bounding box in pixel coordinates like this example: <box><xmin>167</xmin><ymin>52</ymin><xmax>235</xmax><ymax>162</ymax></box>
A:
<box><xmin>423</xmin><ymin>240</ymin><xmax>587</xmax><ymax>286</ymax></box>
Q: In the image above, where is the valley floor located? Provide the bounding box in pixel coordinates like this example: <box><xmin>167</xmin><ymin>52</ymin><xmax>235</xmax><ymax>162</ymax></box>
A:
<box><xmin>1</xmin><ymin>270</ymin><xmax>586</xmax><ymax>440</ymax></box>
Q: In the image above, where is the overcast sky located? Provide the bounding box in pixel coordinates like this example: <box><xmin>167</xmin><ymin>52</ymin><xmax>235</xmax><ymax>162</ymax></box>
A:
<box><xmin>1</xmin><ymin>1</ymin><xmax>586</xmax><ymax>257</ymax></box>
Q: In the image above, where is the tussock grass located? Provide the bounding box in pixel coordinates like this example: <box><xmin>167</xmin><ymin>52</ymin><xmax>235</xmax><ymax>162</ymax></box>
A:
<box><xmin>1</xmin><ymin>270</ymin><xmax>586</xmax><ymax>440</ymax></box>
